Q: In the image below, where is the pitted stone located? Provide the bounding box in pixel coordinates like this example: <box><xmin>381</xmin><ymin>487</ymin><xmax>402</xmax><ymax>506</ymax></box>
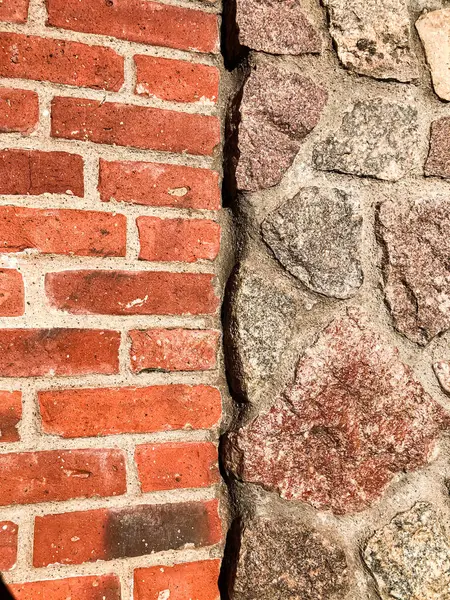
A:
<box><xmin>378</xmin><ymin>195</ymin><xmax>450</xmax><ymax>345</ymax></box>
<box><xmin>417</xmin><ymin>9</ymin><xmax>450</xmax><ymax>101</ymax></box>
<box><xmin>232</xmin><ymin>514</ymin><xmax>349</xmax><ymax>600</ymax></box>
<box><xmin>261</xmin><ymin>187</ymin><xmax>363</xmax><ymax>299</ymax></box>
<box><xmin>314</xmin><ymin>98</ymin><xmax>418</xmax><ymax>181</ymax></box>
<box><xmin>237</xmin><ymin>62</ymin><xmax>327</xmax><ymax>191</ymax></box>
<box><xmin>225</xmin><ymin>310</ymin><xmax>449</xmax><ymax>514</ymax></box>
<box><xmin>426</xmin><ymin>117</ymin><xmax>450</xmax><ymax>178</ymax></box>
<box><xmin>364</xmin><ymin>503</ymin><xmax>450</xmax><ymax>600</ymax></box>
<box><xmin>236</xmin><ymin>0</ymin><xmax>322</xmax><ymax>55</ymax></box>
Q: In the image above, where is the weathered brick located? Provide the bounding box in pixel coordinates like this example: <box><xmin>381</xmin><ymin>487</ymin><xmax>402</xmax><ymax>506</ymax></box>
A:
<box><xmin>33</xmin><ymin>499</ymin><xmax>222</xmax><ymax>566</ymax></box>
<box><xmin>46</xmin><ymin>0</ymin><xmax>219</xmax><ymax>53</ymax></box>
<box><xmin>130</xmin><ymin>329</ymin><xmax>219</xmax><ymax>372</ymax></box>
<box><xmin>0</xmin><ymin>269</ymin><xmax>24</xmax><ymax>316</ymax></box>
<box><xmin>51</xmin><ymin>97</ymin><xmax>220</xmax><ymax>156</ymax></box>
<box><xmin>0</xmin><ymin>0</ymin><xmax>29</xmax><ymax>23</ymax></box>
<box><xmin>0</xmin><ymin>329</ymin><xmax>120</xmax><ymax>377</ymax></box>
<box><xmin>0</xmin><ymin>149</ymin><xmax>84</xmax><ymax>197</ymax></box>
<box><xmin>136</xmin><ymin>442</ymin><xmax>219</xmax><ymax>492</ymax></box>
<box><xmin>39</xmin><ymin>385</ymin><xmax>221</xmax><ymax>438</ymax></box>
<box><xmin>135</xmin><ymin>55</ymin><xmax>219</xmax><ymax>103</ymax></box>
<box><xmin>45</xmin><ymin>270</ymin><xmax>219</xmax><ymax>315</ymax></box>
<box><xmin>0</xmin><ymin>449</ymin><xmax>126</xmax><ymax>506</ymax></box>
<box><xmin>134</xmin><ymin>560</ymin><xmax>221</xmax><ymax>600</ymax></box>
<box><xmin>9</xmin><ymin>575</ymin><xmax>121</xmax><ymax>600</ymax></box>
<box><xmin>137</xmin><ymin>217</ymin><xmax>220</xmax><ymax>263</ymax></box>
<box><xmin>0</xmin><ymin>88</ymin><xmax>38</xmax><ymax>133</ymax></box>
<box><xmin>0</xmin><ymin>521</ymin><xmax>18</xmax><ymax>571</ymax></box>
<box><xmin>0</xmin><ymin>391</ymin><xmax>22</xmax><ymax>442</ymax></box>
<box><xmin>99</xmin><ymin>159</ymin><xmax>220</xmax><ymax>210</ymax></box>
<box><xmin>0</xmin><ymin>33</ymin><xmax>124</xmax><ymax>91</ymax></box>
<box><xmin>425</xmin><ymin>117</ymin><xmax>450</xmax><ymax>178</ymax></box>
<box><xmin>0</xmin><ymin>206</ymin><xmax>126</xmax><ymax>257</ymax></box>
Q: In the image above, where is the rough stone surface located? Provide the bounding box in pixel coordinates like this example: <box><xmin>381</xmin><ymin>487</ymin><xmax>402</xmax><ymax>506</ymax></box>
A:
<box><xmin>434</xmin><ymin>361</ymin><xmax>450</xmax><ymax>394</ymax></box>
<box><xmin>314</xmin><ymin>98</ymin><xmax>418</xmax><ymax>181</ymax></box>
<box><xmin>231</xmin><ymin>514</ymin><xmax>349</xmax><ymax>600</ymax></box>
<box><xmin>225</xmin><ymin>310</ymin><xmax>449</xmax><ymax>514</ymax></box>
<box><xmin>323</xmin><ymin>0</ymin><xmax>418</xmax><ymax>81</ymax></box>
<box><xmin>426</xmin><ymin>117</ymin><xmax>450</xmax><ymax>179</ymax></box>
<box><xmin>236</xmin><ymin>0</ymin><xmax>322</xmax><ymax>55</ymax></box>
<box><xmin>261</xmin><ymin>187</ymin><xmax>363</xmax><ymax>299</ymax></box>
<box><xmin>236</xmin><ymin>62</ymin><xmax>327</xmax><ymax>191</ymax></box>
<box><xmin>416</xmin><ymin>9</ymin><xmax>450</xmax><ymax>101</ymax></box>
<box><xmin>224</xmin><ymin>263</ymin><xmax>297</xmax><ymax>401</ymax></box>
<box><xmin>378</xmin><ymin>195</ymin><xmax>450</xmax><ymax>345</ymax></box>
<box><xmin>364</xmin><ymin>503</ymin><xmax>450</xmax><ymax>600</ymax></box>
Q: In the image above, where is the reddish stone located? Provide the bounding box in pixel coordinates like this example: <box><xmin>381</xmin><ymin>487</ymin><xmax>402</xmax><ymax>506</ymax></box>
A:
<box><xmin>0</xmin><ymin>88</ymin><xmax>38</xmax><ymax>133</ymax></box>
<box><xmin>425</xmin><ymin>117</ymin><xmax>450</xmax><ymax>178</ymax></box>
<box><xmin>99</xmin><ymin>160</ymin><xmax>220</xmax><ymax>210</ymax></box>
<box><xmin>0</xmin><ymin>0</ymin><xmax>29</xmax><ymax>23</ymax></box>
<box><xmin>51</xmin><ymin>97</ymin><xmax>220</xmax><ymax>156</ymax></box>
<box><xmin>9</xmin><ymin>575</ymin><xmax>121</xmax><ymax>600</ymax></box>
<box><xmin>39</xmin><ymin>385</ymin><xmax>221</xmax><ymax>438</ymax></box>
<box><xmin>0</xmin><ymin>33</ymin><xmax>124</xmax><ymax>91</ymax></box>
<box><xmin>45</xmin><ymin>270</ymin><xmax>219</xmax><ymax>316</ymax></box>
<box><xmin>135</xmin><ymin>55</ymin><xmax>219</xmax><ymax>103</ymax></box>
<box><xmin>134</xmin><ymin>560</ymin><xmax>221</xmax><ymax>600</ymax></box>
<box><xmin>137</xmin><ymin>217</ymin><xmax>220</xmax><ymax>263</ymax></box>
<box><xmin>0</xmin><ymin>521</ymin><xmax>17</xmax><ymax>571</ymax></box>
<box><xmin>130</xmin><ymin>329</ymin><xmax>219</xmax><ymax>372</ymax></box>
<box><xmin>135</xmin><ymin>442</ymin><xmax>219</xmax><ymax>491</ymax></box>
<box><xmin>225</xmin><ymin>310</ymin><xmax>449</xmax><ymax>514</ymax></box>
<box><xmin>0</xmin><ymin>391</ymin><xmax>22</xmax><ymax>442</ymax></box>
<box><xmin>0</xmin><ymin>270</ymin><xmax>24</xmax><ymax>316</ymax></box>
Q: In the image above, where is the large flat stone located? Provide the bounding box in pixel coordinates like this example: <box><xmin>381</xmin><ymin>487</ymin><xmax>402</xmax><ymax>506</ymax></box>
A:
<box><xmin>323</xmin><ymin>0</ymin><xmax>418</xmax><ymax>81</ymax></box>
<box><xmin>378</xmin><ymin>195</ymin><xmax>450</xmax><ymax>344</ymax></box>
<box><xmin>314</xmin><ymin>99</ymin><xmax>418</xmax><ymax>181</ymax></box>
<box><xmin>416</xmin><ymin>9</ymin><xmax>450</xmax><ymax>101</ymax></box>
<box><xmin>225</xmin><ymin>310</ymin><xmax>449</xmax><ymax>514</ymax></box>
<box><xmin>261</xmin><ymin>187</ymin><xmax>363</xmax><ymax>299</ymax></box>
<box><xmin>231</xmin><ymin>514</ymin><xmax>349</xmax><ymax>600</ymax></box>
<box><xmin>236</xmin><ymin>0</ymin><xmax>322</xmax><ymax>55</ymax></box>
<box><xmin>237</xmin><ymin>62</ymin><xmax>327</xmax><ymax>191</ymax></box>
<box><xmin>364</xmin><ymin>503</ymin><xmax>450</xmax><ymax>600</ymax></box>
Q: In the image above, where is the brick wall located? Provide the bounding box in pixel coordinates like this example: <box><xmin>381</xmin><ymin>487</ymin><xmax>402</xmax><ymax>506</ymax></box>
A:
<box><xmin>0</xmin><ymin>0</ymin><xmax>226</xmax><ymax>598</ymax></box>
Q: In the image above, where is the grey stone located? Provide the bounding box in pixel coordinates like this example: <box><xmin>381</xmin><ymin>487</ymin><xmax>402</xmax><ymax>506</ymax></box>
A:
<box><xmin>236</xmin><ymin>0</ymin><xmax>322</xmax><ymax>55</ymax></box>
<box><xmin>378</xmin><ymin>194</ymin><xmax>450</xmax><ymax>345</ymax></box>
<box><xmin>237</xmin><ymin>62</ymin><xmax>327</xmax><ymax>191</ymax></box>
<box><xmin>364</xmin><ymin>503</ymin><xmax>450</xmax><ymax>600</ymax></box>
<box><xmin>261</xmin><ymin>187</ymin><xmax>363</xmax><ymax>299</ymax></box>
<box><xmin>323</xmin><ymin>0</ymin><xmax>418</xmax><ymax>81</ymax></box>
<box><xmin>224</xmin><ymin>262</ymin><xmax>297</xmax><ymax>402</ymax></box>
<box><xmin>231</xmin><ymin>514</ymin><xmax>349</xmax><ymax>600</ymax></box>
<box><xmin>434</xmin><ymin>361</ymin><xmax>450</xmax><ymax>394</ymax></box>
<box><xmin>314</xmin><ymin>98</ymin><xmax>418</xmax><ymax>181</ymax></box>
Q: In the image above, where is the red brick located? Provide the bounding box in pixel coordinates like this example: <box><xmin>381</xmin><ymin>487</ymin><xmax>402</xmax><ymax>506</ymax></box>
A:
<box><xmin>0</xmin><ymin>0</ymin><xmax>29</xmax><ymax>23</ymax></box>
<box><xmin>135</xmin><ymin>55</ymin><xmax>219</xmax><ymax>103</ymax></box>
<box><xmin>0</xmin><ymin>149</ymin><xmax>84</xmax><ymax>197</ymax></box>
<box><xmin>137</xmin><ymin>217</ymin><xmax>220</xmax><ymax>263</ymax></box>
<box><xmin>0</xmin><ymin>449</ymin><xmax>125</xmax><ymax>506</ymax></box>
<box><xmin>9</xmin><ymin>575</ymin><xmax>120</xmax><ymax>600</ymax></box>
<box><xmin>46</xmin><ymin>0</ymin><xmax>218</xmax><ymax>53</ymax></box>
<box><xmin>0</xmin><ymin>33</ymin><xmax>123</xmax><ymax>91</ymax></box>
<box><xmin>0</xmin><ymin>329</ymin><xmax>120</xmax><ymax>377</ymax></box>
<box><xmin>45</xmin><ymin>271</ymin><xmax>219</xmax><ymax>316</ymax></box>
<box><xmin>99</xmin><ymin>160</ymin><xmax>220</xmax><ymax>210</ymax></box>
<box><xmin>0</xmin><ymin>269</ymin><xmax>24</xmax><ymax>316</ymax></box>
<box><xmin>51</xmin><ymin>97</ymin><xmax>220</xmax><ymax>156</ymax></box>
<box><xmin>0</xmin><ymin>521</ymin><xmax>18</xmax><ymax>571</ymax></box>
<box><xmin>134</xmin><ymin>560</ymin><xmax>220</xmax><ymax>600</ymax></box>
<box><xmin>135</xmin><ymin>442</ymin><xmax>219</xmax><ymax>492</ymax></box>
<box><xmin>0</xmin><ymin>206</ymin><xmax>126</xmax><ymax>257</ymax></box>
<box><xmin>0</xmin><ymin>391</ymin><xmax>22</xmax><ymax>442</ymax></box>
<box><xmin>130</xmin><ymin>329</ymin><xmax>219</xmax><ymax>372</ymax></box>
<box><xmin>0</xmin><ymin>88</ymin><xmax>38</xmax><ymax>133</ymax></box>
<box><xmin>33</xmin><ymin>499</ymin><xmax>222</xmax><ymax>566</ymax></box>
<box><xmin>39</xmin><ymin>385</ymin><xmax>221</xmax><ymax>438</ymax></box>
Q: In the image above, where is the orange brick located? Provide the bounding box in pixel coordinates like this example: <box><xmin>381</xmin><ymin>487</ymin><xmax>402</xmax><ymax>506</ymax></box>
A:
<box><xmin>0</xmin><ymin>0</ymin><xmax>29</xmax><ymax>23</ymax></box>
<box><xmin>9</xmin><ymin>575</ymin><xmax>120</xmax><ymax>600</ymax></box>
<box><xmin>0</xmin><ymin>521</ymin><xmax>18</xmax><ymax>571</ymax></box>
<box><xmin>0</xmin><ymin>391</ymin><xmax>22</xmax><ymax>442</ymax></box>
<box><xmin>0</xmin><ymin>269</ymin><xmax>24</xmax><ymax>316</ymax></box>
<box><xmin>0</xmin><ymin>88</ymin><xmax>38</xmax><ymax>133</ymax></box>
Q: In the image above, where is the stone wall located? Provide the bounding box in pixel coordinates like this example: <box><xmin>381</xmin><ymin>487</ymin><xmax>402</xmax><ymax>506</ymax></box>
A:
<box><xmin>221</xmin><ymin>1</ymin><xmax>450</xmax><ymax>599</ymax></box>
